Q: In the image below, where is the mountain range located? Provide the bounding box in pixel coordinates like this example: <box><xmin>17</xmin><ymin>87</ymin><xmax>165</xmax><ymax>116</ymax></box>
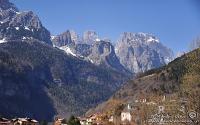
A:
<box><xmin>0</xmin><ymin>0</ymin><xmax>130</xmax><ymax>120</ymax></box>
<box><xmin>52</xmin><ymin>30</ymin><xmax>174</xmax><ymax>74</ymax></box>
<box><xmin>0</xmin><ymin>0</ymin><xmax>176</xmax><ymax>122</ymax></box>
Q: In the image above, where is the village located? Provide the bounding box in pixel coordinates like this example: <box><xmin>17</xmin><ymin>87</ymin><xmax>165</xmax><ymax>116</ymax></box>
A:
<box><xmin>0</xmin><ymin>117</ymin><xmax>39</xmax><ymax>125</ymax></box>
<box><xmin>0</xmin><ymin>95</ymin><xmax>197</xmax><ymax>125</ymax></box>
<box><xmin>73</xmin><ymin>95</ymin><xmax>196</xmax><ymax>125</ymax></box>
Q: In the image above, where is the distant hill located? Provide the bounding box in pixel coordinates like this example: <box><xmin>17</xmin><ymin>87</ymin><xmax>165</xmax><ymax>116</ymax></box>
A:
<box><xmin>87</xmin><ymin>48</ymin><xmax>200</xmax><ymax>124</ymax></box>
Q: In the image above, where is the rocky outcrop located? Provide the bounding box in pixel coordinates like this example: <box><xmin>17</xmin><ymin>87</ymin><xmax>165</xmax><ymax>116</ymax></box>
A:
<box><xmin>0</xmin><ymin>0</ymin><xmax>52</xmax><ymax>45</ymax></box>
<box><xmin>88</xmin><ymin>40</ymin><xmax>129</xmax><ymax>73</ymax></box>
<box><xmin>52</xmin><ymin>31</ymin><xmax>130</xmax><ymax>74</ymax></box>
<box><xmin>52</xmin><ymin>30</ymin><xmax>74</xmax><ymax>47</ymax></box>
<box><xmin>83</xmin><ymin>30</ymin><xmax>99</xmax><ymax>45</ymax></box>
<box><xmin>115</xmin><ymin>32</ymin><xmax>174</xmax><ymax>73</ymax></box>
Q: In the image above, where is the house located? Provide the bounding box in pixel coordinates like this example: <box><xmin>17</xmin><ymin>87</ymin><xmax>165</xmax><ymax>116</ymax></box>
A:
<box><xmin>27</xmin><ymin>118</ymin><xmax>38</xmax><ymax>125</ymax></box>
<box><xmin>134</xmin><ymin>98</ymin><xmax>147</xmax><ymax>104</ymax></box>
<box><xmin>146</xmin><ymin>101</ymin><xmax>157</xmax><ymax>105</ymax></box>
<box><xmin>86</xmin><ymin>113</ymin><xmax>100</xmax><ymax>123</ymax></box>
<box><xmin>121</xmin><ymin>104</ymin><xmax>132</xmax><ymax>122</ymax></box>
<box><xmin>86</xmin><ymin>116</ymin><xmax>94</xmax><ymax>123</ymax></box>
<box><xmin>12</xmin><ymin>118</ymin><xmax>39</xmax><ymax>125</ymax></box>
<box><xmin>79</xmin><ymin>113</ymin><xmax>104</xmax><ymax>125</ymax></box>
<box><xmin>141</xmin><ymin>98</ymin><xmax>146</xmax><ymax>103</ymax></box>
<box><xmin>0</xmin><ymin>118</ymin><xmax>12</xmax><ymax>125</ymax></box>
<box><xmin>54</xmin><ymin>118</ymin><xmax>67</xmax><ymax>125</ymax></box>
<box><xmin>158</xmin><ymin>106</ymin><xmax>165</xmax><ymax>114</ymax></box>
<box><xmin>121</xmin><ymin>112</ymin><xmax>131</xmax><ymax>122</ymax></box>
<box><xmin>108</xmin><ymin>116</ymin><xmax>114</xmax><ymax>122</ymax></box>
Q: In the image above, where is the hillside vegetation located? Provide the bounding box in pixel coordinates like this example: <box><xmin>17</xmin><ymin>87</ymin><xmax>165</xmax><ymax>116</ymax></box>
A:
<box><xmin>88</xmin><ymin>48</ymin><xmax>200</xmax><ymax>125</ymax></box>
<box><xmin>0</xmin><ymin>40</ymin><xmax>129</xmax><ymax>121</ymax></box>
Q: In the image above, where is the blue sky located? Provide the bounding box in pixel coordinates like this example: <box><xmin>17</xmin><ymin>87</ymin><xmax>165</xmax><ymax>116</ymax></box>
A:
<box><xmin>10</xmin><ymin>0</ymin><xmax>200</xmax><ymax>54</ymax></box>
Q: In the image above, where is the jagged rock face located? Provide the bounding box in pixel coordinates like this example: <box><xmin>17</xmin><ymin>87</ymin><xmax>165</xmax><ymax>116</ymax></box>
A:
<box><xmin>73</xmin><ymin>43</ymin><xmax>91</xmax><ymax>57</ymax></box>
<box><xmin>89</xmin><ymin>40</ymin><xmax>114</xmax><ymax>65</ymax></box>
<box><xmin>83</xmin><ymin>30</ymin><xmax>99</xmax><ymax>45</ymax></box>
<box><xmin>0</xmin><ymin>0</ymin><xmax>52</xmax><ymax>45</ymax></box>
<box><xmin>10</xmin><ymin>11</ymin><xmax>42</xmax><ymax>29</ymax></box>
<box><xmin>0</xmin><ymin>0</ymin><xmax>131</xmax><ymax>121</ymax></box>
<box><xmin>52</xmin><ymin>31</ymin><xmax>130</xmax><ymax>74</ymax></box>
<box><xmin>52</xmin><ymin>30</ymin><xmax>98</xmax><ymax>47</ymax></box>
<box><xmin>70</xmin><ymin>30</ymin><xmax>80</xmax><ymax>44</ymax></box>
<box><xmin>88</xmin><ymin>40</ymin><xmax>129</xmax><ymax>73</ymax></box>
<box><xmin>52</xmin><ymin>30</ymin><xmax>74</xmax><ymax>47</ymax></box>
<box><xmin>0</xmin><ymin>0</ymin><xmax>18</xmax><ymax>21</ymax></box>
<box><xmin>52</xmin><ymin>30</ymin><xmax>80</xmax><ymax>47</ymax></box>
<box><xmin>115</xmin><ymin>32</ymin><xmax>173</xmax><ymax>73</ymax></box>
<box><xmin>53</xmin><ymin>31</ymin><xmax>174</xmax><ymax>74</ymax></box>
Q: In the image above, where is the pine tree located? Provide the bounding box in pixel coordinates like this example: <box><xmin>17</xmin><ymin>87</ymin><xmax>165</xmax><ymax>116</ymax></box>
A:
<box><xmin>67</xmin><ymin>116</ymin><xmax>81</xmax><ymax>125</ymax></box>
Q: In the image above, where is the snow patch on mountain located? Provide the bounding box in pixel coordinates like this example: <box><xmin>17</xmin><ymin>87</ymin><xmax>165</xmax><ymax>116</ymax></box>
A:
<box><xmin>0</xmin><ymin>38</ymin><xmax>7</xmax><ymax>43</ymax></box>
<box><xmin>51</xmin><ymin>35</ymin><xmax>56</xmax><ymax>40</ymax></box>
<box><xmin>147</xmin><ymin>37</ymin><xmax>159</xmax><ymax>43</ymax></box>
<box><xmin>176</xmin><ymin>51</ymin><xmax>185</xmax><ymax>58</ymax></box>
<box><xmin>24</xmin><ymin>26</ymin><xmax>30</xmax><ymax>30</ymax></box>
<box><xmin>164</xmin><ymin>57</ymin><xmax>172</xmax><ymax>64</ymax></box>
<box><xmin>87</xmin><ymin>57</ymin><xmax>94</xmax><ymax>64</ymax></box>
<box><xmin>59</xmin><ymin>46</ymin><xmax>77</xmax><ymax>57</ymax></box>
<box><xmin>16</xmin><ymin>11</ymin><xmax>21</xmax><ymax>14</ymax></box>
<box><xmin>95</xmin><ymin>38</ymin><xmax>101</xmax><ymax>42</ymax></box>
<box><xmin>15</xmin><ymin>27</ymin><xmax>19</xmax><ymax>30</ymax></box>
<box><xmin>115</xmin><ymin>32</ymin><xmax>174</xmax><ymax>73</ymax></box>
<box><xmin>22</xmin><ymin>37</ymin><xmax>34</xmax><ymax>40</ymax></box>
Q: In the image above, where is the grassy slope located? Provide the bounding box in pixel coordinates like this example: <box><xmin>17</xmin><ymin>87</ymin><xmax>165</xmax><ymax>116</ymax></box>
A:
<box><xmin>88</xmin><ymin>48</ymin><xmax>200</xmax><ymax>121</ymax></box>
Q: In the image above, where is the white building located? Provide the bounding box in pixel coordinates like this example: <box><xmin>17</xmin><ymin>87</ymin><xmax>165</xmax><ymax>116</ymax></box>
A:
<box><xmin>121</xmin><ymin>104</ymin><xmax>132</xmax><ymax>122</ymax></box>
<box><xmin>158</xmin><ymin>106</ymin><xmax>165</xmax><ymax>114</ymax></box>
<box><xmin>109</xmin><ymin>116</ymin><xmax>114</xmax><ymax>122</ymax></box>
<box><xmin>121</xmin><ymin>112</ymin><xmax>131</xmax><ymax>122</ymax></box>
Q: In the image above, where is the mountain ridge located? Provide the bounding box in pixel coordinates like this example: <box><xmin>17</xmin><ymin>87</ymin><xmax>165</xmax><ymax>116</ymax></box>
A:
<box><xmin>0</xmin><ymin>39</ymin><xmax>130</xmax><ymax>120</ymax></box>
<box><xmin>0</xmin><ymin>0</ymin><xmax>179</xmax><ymax>122</ymax></box>
<box><xmin>0</xmin><ymin>0</ymin><xmax>130</xmax><ymax>121</ymax></box>
<box><xmin>0</xmin><ymin>0</ymin><xmax>52</xmax><ymax>45</ymax></box>
<box><xmin>52</xmin><ymin>30</ymin><xmax>174</xmax><ymax>75</ymax></box>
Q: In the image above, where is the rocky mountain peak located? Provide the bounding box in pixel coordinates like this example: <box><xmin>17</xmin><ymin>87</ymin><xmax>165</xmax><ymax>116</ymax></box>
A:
<box><xmin>121</xmin><ymin>32</ymin><xmax>134</xmax><ymax>40</ymax></box>
<box><xmin>93</xmin><ymin>40</ymin><xmax>114</xmax><ymax>55</ymax></box>
<box><xmin>102</xmin><ymin>38</ymin><xmax>111</xmax><ymax>43</ymax></box>
<box><xmin>0</xmin><ymin>1</ymin><xmax>52</xmax><ymax>45</ymax></box>
<box><xmin>69</xmin><ymin>30</ymin><xmax>80</xmax><ymax>44</ymax></box>
<box><xmin>52</xmin><ymin>30</ymin><xmax>173</xmax><ymax>74</ymax></box>
<box><xmin>0</xmin><ymin>0</ymin><xmax>18</xmax><ymax>11</ymax></box>
<box><xmin>115</xmin><ymin>32</ymin><xmax>173</xmax><ymax>73</ymax></box>
<box><xmin>9</xmin><ymin>11</ymin><xmax>42</xmax><ymax>29</ymax></box>
<box><xmin>88</xmin><ymin>40</ymin><xmax>130</xmax><ymax>74</ymax></box>
<box><xmin>52</xmin><ymin>30</ymin><xmax>102</xmax><ymax>46</ymax></box>
<box><xmin>0</xmin><ymin>0</ymin><xmax>130</xmax><ymax>120</ymax></box>
<box><xmin>52</xmin><ymin>30</ymin><xmax>74</xmax><ymax>47</ymax></box>
<box><xmin>83</xmin><ymin>30</ymin><xmax>99</xmax><ymax>45</ymax></box>
<box><xmin>0</xmin><ymin>0</ymin><xmax>19</xmax><ymax>21</ymax></box>
<box><xmin>119</xmin><ymin>32</ymin><xmax>159</xmax><ymax>45</ymax></box>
